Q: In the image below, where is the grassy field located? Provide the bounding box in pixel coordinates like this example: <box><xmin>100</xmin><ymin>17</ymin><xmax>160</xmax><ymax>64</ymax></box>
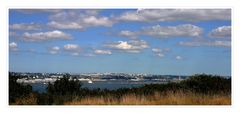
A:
<box><xmin>12</xmin><ymin>90</ymin><xmax>230</xmax><ymax>105</ymax></box>
<box><xmin>64</xmin><ymin>91</ymin><xmax>231</xmax><ymax>105</ymax></box>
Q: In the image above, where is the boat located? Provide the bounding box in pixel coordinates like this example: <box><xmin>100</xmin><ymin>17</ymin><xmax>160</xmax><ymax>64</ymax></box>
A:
<box><xmin>88</xmin><ymin>80</ymin><xmax>93</xmax><ymax>83</ymax></box>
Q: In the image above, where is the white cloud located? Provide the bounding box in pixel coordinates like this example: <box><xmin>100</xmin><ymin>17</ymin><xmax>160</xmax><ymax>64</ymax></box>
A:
<box><xmin>152</xmin><ymin>48</ymin><xmax>170</xmax><ymax>58</ymax></box>
<box><xmin>48</xmin><ymin>10</ymin><xmax>113</xmax><ymax>30</ymax></box>
<box><xmin>210</xmin><ymin>41</ymin><xmax>231</xmax><ymax>47</ymax></box>
<box><xmin>9</xmin><ymin>23</ymin><xmax>42</xmax><ymax>31</ymax></box>
<box><xmin>114</xmin><ymin>24</ymin><xmax>202</xmax><ymax>39</ymax></box>
<box><xmin>117</xmin><ymin>9</ymin><xmax>230</xmax><ymax>22</ymax></box>
<box><xmin>105</xmin><ymin>40</ymin><xmax>149</xmax><ymax>53</ymax></box>
<box><xmin>9</xmin><ymin>42</ymin><xmax>18</xmax><ymax>51</ymax></box>
<box><xmin>22</xmin><ymin>30</ymin><xmax>72</xmax><ymax>42</ymax></box>
<box><xmin>64</xmin><ymin>44</ymin><xmax>80</xmax><ymax>51</ymax></box>
<box><xmin>9</xmin><ymin>42</ymin><xmax>17</xmax><ymax>48</ymax></box>
<box><xmin>118</xmin><ymin>30</ymin><xmax>138</xmax><ymax>39</ymax></box>
<box><xmin>176</xmin><ymin>56</ymin><xmax>183</xmax><ymax>60</ymax></box>
<box><xmin>94</xmin><ymin>49</ymin><xmax>112</xmax><ymax>55</ymax></box>
<box><xmin>49</xmin><ymin>46</ymin><xmax>60</xmax><ymax>54</ymax></box>
<box><xmin>179</xmin><ymin>40</ymin><xmax>231</xmax><ymax>48</ymax></box>
<box><xmin>141</xmin><ymin>24</ymin><xmax>203</xmax><ymax>38</ymax></box>
<box><xmin>63</xmin><ymin>44</ymin><xmax>81</xmax><ymax>56</ymax></box>
<box><xmin>152</xmin><ymin>48</ymin><xmax>162</xmax><ymax>53</ymax></box>
<box><xmin>82</xmin><ymin>16</ymin><xmax>112</xmax><ymax>27</ymax></box>
<box><xmin>179</xmin><ymin>41</ymin><xmax>202</xmax><ymax>46</ymax></box>
<box><xmin>47</xmin><ymin>21</ymin><xmax>83</xmax><ymax>30</ymax></box>
<box><xmin>208</xmin><ymin>26</ymin><xmax>231</xmax><ymax>38</ymax></box>
<box><xmin>115</xmin><ymin>41</ymin><xmax>132</xmax><ymax>50</ymax></box>
<box><xmin>157</xmin><ymin>53</ymin><xmax>165</xmax><ymax>57</ymax></box>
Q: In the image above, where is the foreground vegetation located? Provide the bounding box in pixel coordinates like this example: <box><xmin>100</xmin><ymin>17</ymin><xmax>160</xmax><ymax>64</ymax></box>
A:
<box><xmin>9</xmin><ymin>73</ymin><xmax>231</xmax><ymax>105</ymax></box>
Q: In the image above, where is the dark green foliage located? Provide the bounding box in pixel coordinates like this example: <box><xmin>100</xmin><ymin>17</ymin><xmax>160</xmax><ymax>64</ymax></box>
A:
<box><xmin>47</xmin><ymin>74</ymin><xmax>82</xmax><ymax>96</ymax></box>
<box><xmin>9</xmin><ymin>73</ymin><xmax>33</xmax><ymax>103</ymax></box>
<box><xmin>46</xmin><ymin>74</ymin><xmax>82</xmax><ymax>104</ymax></box>
<box><xmin>180</xmin><ymin>74</ymin><xmax>231</xmax><ymax>94</ymax></box>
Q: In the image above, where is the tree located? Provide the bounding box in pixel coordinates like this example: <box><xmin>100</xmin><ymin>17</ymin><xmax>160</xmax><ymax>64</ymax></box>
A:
<box><xmin>180</xmin><ymin>74</ymin><xmax>231</xmax><ymax>94</ymax></box>
<box><xmin>47</xmin><ymin>74</ymin><xmax>82</xmax><ymax>96</ymax></box>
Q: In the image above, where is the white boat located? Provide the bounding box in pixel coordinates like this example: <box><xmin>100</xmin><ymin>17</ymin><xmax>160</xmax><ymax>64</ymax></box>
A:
<box><xmin>88</xmin><ymin>80</ymin><xmax>93</xmax><ymax>83</ymax></box>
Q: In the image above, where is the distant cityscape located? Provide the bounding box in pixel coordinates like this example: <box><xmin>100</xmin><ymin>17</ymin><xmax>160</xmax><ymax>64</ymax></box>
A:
<box><xmin>10</xmin><ymin>72</ymin><xmax>193</xmax><ymax>84</ymax></box>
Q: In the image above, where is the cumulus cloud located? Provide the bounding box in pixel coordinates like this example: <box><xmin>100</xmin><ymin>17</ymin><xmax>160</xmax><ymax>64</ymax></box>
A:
<box><xmin>152</xmin><ymin>48</ymin><xmax>163</xmax><ymax>53</ymax></box>
<box><xmin>117</xmin><ymin>9</ymin><xmax>231</xmax><ymax>22</ymax></box>
<box><xmin>64</xmin><ymin>44</ymin><xmax>80</xmax><ymax>51</ymax></box>
<box><xmin>157</xmin><ymin>53</ymin><xmax>165</xmax><ymax>57</ymax></box>
<box><xmin>152</xmin><ymin>48</ymin><xmax>170</xmax><ymax>57</ymax></box>
<box><xmin>208</xmin><ymin>26</ymin><xmax>231</xmax><ymax>38</ymax></box>
<box><xmin>114</xmin><ymin>24</ymin><xmax>202</xmax><ymax>39</ymax></box>
<box><xmin>83</xmin><ymin>16</ymin><xmax>112</xmax><ymax>27</ymax></box>
<box><xmin>22</xmin><ymin>30</ymin><xmax>72</xmax><ymax>42</ymax></box>
<box><xmin>118</xmin><ymin>30</ymin><xmax>138</xmax><ymax>39</ymax></box>
<box><xmin>212</xmin><ymin>41</ymin><xmax>231</xmax><ymax>47</ymax></box>
<box><xmin>9</xmin><ymin>23</ymin><xmax>42</xmax><ymax>31</ymax></box>
<box><xmin>9</xmin><ymin>42</ymin><xmax>17</xmax><ymax>48</ymax></box>
<box><xmin>47</xmin><ymin>21</ymin><xmax>83</xmax><ymax>30</ymax></box>
<box><xmin>49</xmin><ymin>46</ymin><xmax>60</xmax><ymax>54</ymax></box>
<box><xmin>9</xmin><ymin>42</ymin><xmax>18</xmax><ymax>51</ymax></box>
<box><xmin>105</xmin><ymin>40</ymin><xmax>149</xmax><ymax>53</ymax></box>
<box><xmin>94</xmin><ymin>49</ymin><xmax>112</xmax><ymax>55</ymax></box>
<box><xmin>179</xmin><ymin>40</ymin><xmax>231</xmax><ymax>47</ymax></box>
<box><xmin>48</xmin><ymin>10</ymin><xmax>113</xmax><ymax>30</ymax></box>
<box><xmin>141</xmin><ymin>24</ymin><xmax>203</xmax><ymax>38</ymax></box>
<box><xmin>64</xmin><ymin>44</ymin><xmax>81</xmax><ymax>56</ymax></box>
<box><xmin>176</xmin><ymin>56</ymin><xmax>183</xmax><ymax>60</ymax></box>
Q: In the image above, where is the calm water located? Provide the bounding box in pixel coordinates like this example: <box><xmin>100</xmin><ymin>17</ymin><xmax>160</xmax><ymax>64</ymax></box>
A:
<box><xmin>31</xmin><ymin>80</ymin><xmax>167</xmax><ymax>93</ymax></box>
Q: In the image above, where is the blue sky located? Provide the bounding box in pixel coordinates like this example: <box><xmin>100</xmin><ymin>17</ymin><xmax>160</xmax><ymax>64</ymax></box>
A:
<box><xmin>9</xmin><ymin>9</ymin><xmax>231</xmax><ymax>76</ymax></box>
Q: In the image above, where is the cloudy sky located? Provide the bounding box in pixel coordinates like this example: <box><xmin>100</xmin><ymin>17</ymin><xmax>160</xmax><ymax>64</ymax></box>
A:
<box><xmin>9</xmin><ymin>9</ymin><xmax>231</xmax><ymax>75</ymax></box>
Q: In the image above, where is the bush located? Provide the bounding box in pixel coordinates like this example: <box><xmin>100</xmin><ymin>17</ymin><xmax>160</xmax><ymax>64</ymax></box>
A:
<box><xmin>9</xmin><ymin>73</ymin><xmax>33</xmax><ymax>103</ymax></box>
<box><xmin>180</xmin><ymin>74</ymin><xmax>231</xmax><ymax>94</ymax></box>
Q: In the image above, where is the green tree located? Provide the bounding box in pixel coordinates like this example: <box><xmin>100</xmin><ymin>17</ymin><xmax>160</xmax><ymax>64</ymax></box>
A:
<box><xmin>181</xmin><ymin>74</ymin><xmax>231</xmax><ymax>94</ymax></box>
<box><xmin>47</xmin><ymin>74</ymin><xmax>82</xmax><ymax>96</ymax></box>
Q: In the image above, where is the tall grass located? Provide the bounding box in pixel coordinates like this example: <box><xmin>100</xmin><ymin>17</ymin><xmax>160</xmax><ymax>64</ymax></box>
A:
<box><xmin>10</xmin><ymin>93</ymin><xmax>37</xmax><ymax>105</ymax></box>
<box><xmin>12</xmin><ymin>91</ymin><xmax>230</xmax><ymax>105</ymax></box>
<box><xmin>64</xmin><ymin>90</ymin><xmax>231</xmax><ymax>105</ymax></box>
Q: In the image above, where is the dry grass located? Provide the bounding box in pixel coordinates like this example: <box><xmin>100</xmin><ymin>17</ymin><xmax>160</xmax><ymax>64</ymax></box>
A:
<box><xmin>65</xmin><ymin>91</ymin><xmax>231</xmax><ymax>105</ymax></box>
<box><xmin>10</xmin><ymin>91</ymin><xmax>230</xmax><ymax>105</ymax></box>
<box><xmin>11</xmin><ymin>93</ymin><xmax>38</xmax><ymax>105</ymax></box>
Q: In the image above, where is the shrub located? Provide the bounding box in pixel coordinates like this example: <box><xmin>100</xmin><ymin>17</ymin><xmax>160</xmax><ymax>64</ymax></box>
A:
<box><xmin>9</xmin><ymin>73</ymin><xmax>33</xmax><ymax>103</ymax></box>
<box><xmin>180</xmin><ymin>74</ymin><xmax>231</xmax><ymax>94</ymax></box>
